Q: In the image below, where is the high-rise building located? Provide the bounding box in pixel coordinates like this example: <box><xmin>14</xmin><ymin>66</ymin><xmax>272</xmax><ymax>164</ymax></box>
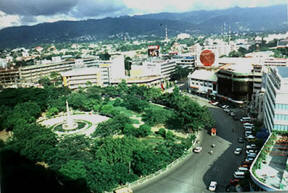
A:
<box><xmin>263</xmin><ymin>66</ymin><xmax>288</xmax><ymax>132</ymax></box>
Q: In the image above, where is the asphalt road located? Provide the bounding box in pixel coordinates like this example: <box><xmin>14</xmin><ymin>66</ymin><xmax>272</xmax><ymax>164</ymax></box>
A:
<box><xmin>133</xmin><ymin>95</ymin><xmax>245</xmax><ymax>193</ymax></box>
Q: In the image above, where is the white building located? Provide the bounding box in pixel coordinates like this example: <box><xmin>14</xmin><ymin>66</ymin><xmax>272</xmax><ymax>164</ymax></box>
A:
<box><xmin>188</xmin><ymin>69</ymin><xmax>217</xmax><ymax>95</ymax></box>
<box><xmin>176</xmin><ymin>33</ymin><xmax>191</xmax><ymax>40</ymax></box>
<box><xmin>172</xmin><ymin>56</ymin><xmax>196</xmax><ymax>70</ymax></box>
<box><xmin>0</xmin><ymin>58</ymin><xmax>7</xmax><ymax>68</ymax></box>
<box><xmin>131</xmin><ymin>58</ymin><xmax>176</xmax><ymax>79</ymax></box>
<box><xmin>61</xmin><ymin>67</ymin><xmax>105</xmax><ymax>89</ymax></box>
<box><xmin>263</xmin><ymin>66</ymin><xmax>288</xmax><ymax>132</ymax></box>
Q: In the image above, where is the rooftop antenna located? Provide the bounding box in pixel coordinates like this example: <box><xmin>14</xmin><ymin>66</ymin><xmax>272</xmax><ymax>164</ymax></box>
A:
<box><xmin>228</xmin><ymin>25</ymin><xmax>231</xmax><ymax>45</ymax></box>
<box><xmin>165</xmin><ymin>25</ymin><xmax>169</xmax><ymax>42</ymax></box>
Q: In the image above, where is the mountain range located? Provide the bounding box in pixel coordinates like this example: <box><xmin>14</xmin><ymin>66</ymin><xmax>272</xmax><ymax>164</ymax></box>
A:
<box><xmin>0</xmin><ymin>5</ymin><xmax>287</xmax><ymax>49</ymax></box>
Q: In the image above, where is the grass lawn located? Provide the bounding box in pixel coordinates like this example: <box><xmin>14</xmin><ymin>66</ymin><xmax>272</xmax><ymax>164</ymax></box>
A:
<box><xmin>141</xmin><ymin>136</ymin><xmax>164</xmax><ymax>146</ymax></box>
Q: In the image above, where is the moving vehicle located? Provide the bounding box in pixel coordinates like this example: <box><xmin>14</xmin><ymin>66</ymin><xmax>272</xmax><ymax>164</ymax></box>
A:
<box><xmin>209</xmin><ymin>181</ymin><xmax>217</xmax><ymax>191</ymax></box>
<box><xmin>193</xmin><ymin>146</ymin><xmax>203</xmax><ymax>153</ymax></box>
<box><xmin>210</xmin><ymin>101</ymin><xmax>219</xmax><ymax>106</ymax></box>
<box><xmin>234</xmin><ymin>148</ymin><xmax>242</xmax><ymax>155</ymax></box>
<box><xmin>224</xmin><ymin>108</ymin><xmax>231</xmax><ymax>113</ymax></box>
<box><xmin>238</xmin><ymin>137</ymin><xmax>244</xmax><ymax>143</ymax></box>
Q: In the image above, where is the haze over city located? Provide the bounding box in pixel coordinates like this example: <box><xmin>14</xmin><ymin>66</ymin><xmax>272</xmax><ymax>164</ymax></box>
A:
<box><xmin>0</xmin><ymin>0</ymin><xmax>287</xmax><ymax>29</ymax></box>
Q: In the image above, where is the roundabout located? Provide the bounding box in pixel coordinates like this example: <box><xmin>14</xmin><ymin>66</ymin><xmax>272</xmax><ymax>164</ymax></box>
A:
<box><xmin>40</xmin><ymin>113</ymin><xmax>109</xmax><ymax>136</ymax></box>
<box><xmin>39</xmin><ymin>101</ymin><xmax>109</xmax><ymax>136</ymax></box>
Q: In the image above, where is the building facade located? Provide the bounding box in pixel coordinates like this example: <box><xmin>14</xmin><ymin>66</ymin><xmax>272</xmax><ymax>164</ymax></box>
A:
<box><xmin>188</xmin><ymin>69</ymin><xmax>217</xmax><ymax>96</ymax></box>
<box><xmin>263</xmin><ymin>66</ymin><xmax>288</xmax><ymax>132</ymax></box>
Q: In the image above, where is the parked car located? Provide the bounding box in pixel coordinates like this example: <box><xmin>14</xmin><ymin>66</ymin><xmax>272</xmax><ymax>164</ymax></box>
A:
<box><xmin>240</xmin><ymin>116</ymin><xmax>251</xmax><ymax>122</ymax></box>
<box><xmin>246</xmin><ymin>149</ymin><xmax>258</xmax><ymax>154</ymax></box>
<box><xmin>245</xmin><ymin>157</ymin><xmax>254</xmax><ymax>162</ymax></box>
<box><xmin>211</xmin><ymin>101</ymin><xmax>219</xmax><ymax>106</ymax></box>
<box><xmin>209</xmin><ymin>181</ymin><xmax>217</xmax><ymax>191</ymax></box>
<box><xmin>245</xmin><ymin>135</ymin><xmax>255</xmax><ymax>140</ymax></box>
<box><xmin>243</xmin><ymin>123</ymin><xmax>254</xmax><ymax>127</ymax></box>
<box><xmin>234</xmin><ymin>148</ymin><xmax>242</xmax><ymax>155</ymax></box>
<box><xmin>233</xmin><ymin>171</ymin><xmax>245</xmax><ymax>179</ymax></box>
<box><xmin>230</xmin><ymin>112</ymin><xmax>236</xmax><ymax>117</ymax></box>
<box><xmin>193</xmin><ymin>146</ymin><xmax>203</xmax><ymax>153</ymax></box>
<box><xmin>238</xmin><ymin>167</ymin><xmax>249</xmax><ymax>172</ymax></box>
<box><xmin>246</xmin><ymin>144</ymin><xmax>257</xmax><ymax>149</ymax></box>
<box><xmin>244</xmin><ymin>125</ymin><xmax>253</xmax><ymax>130</ymax></box>
<box><xmin>238</xmin><ymin>137</ymin><xmax>244</xmax><ymax>143</ymax></box>
<box><xmin>245</xmin><ymin>131</ymin><xmax>253</xmax><ymax>137</ymax></box>
<box><xmin>240</xmin><ymin>164</ymin><xmax>250</xmax><ymax>168</ymax></box>
<box><xmin>247</xmin><ymin>153</ymin><xmax>257</xmax><ymax>158</ymax></box>
<box><xmin>230</xmin><ymin>178</ymin><xmax>240</xmax><ymax>186</ymax></box>
<box><xmin>221</xmin><ymin>105</ymin><xmax>229</xmax><ymax>109</ymax></box>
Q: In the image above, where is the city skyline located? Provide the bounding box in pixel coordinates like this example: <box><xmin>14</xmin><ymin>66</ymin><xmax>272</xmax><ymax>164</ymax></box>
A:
<box><xmin>0</xmin><ymin>0</ymin><xmax>287</xmax><ymax>29</ymax></box>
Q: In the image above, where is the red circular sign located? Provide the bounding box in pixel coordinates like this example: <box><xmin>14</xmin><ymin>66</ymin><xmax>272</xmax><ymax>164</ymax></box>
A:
<box><xmin>200</xmin><ymin>50</ymin><xmax>215</xmax><ymax>66</ymax></box>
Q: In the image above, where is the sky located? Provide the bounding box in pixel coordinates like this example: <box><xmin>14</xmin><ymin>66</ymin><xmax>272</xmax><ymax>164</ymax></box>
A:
<box><xmin>0</xmin><ymin>0</ymin><xmax>287</xmax><ymax>29</ymax></box>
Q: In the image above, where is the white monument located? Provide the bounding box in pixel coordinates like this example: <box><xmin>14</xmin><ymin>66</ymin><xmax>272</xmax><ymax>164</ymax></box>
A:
<box><xmin>62</xmin><ymin>100</ymin><xmax>78</xmax><ymax>130</ymax></box>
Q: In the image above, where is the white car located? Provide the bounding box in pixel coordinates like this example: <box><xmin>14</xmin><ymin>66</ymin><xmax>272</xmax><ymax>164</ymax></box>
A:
<box><xmin>193</xmin><ymin>146</ymin><xmax>202</xmax><ymax>153</ymax></box>
<box><xmin>246</xmin><ymin>144</ymin><xmax>257</xmax><ymax>149</ymax></box>
<box><xmin>209</xmin><ymin>181</ymin><xmax>217</xmax><ymax>191</ymax></box>
<box><xmin>234</xmin><ymin>148</ymin><xmax>242</xmax><ymax>155</ymax></box>
<box><xmin>246</xmin><ymin>149</ymin><xmax>257</xmax><ymax>154</ymax></box>
<box><xmin>243</xmin><ymin>123</ymin><xmax>254</xmax><ymax>127</ymax></box>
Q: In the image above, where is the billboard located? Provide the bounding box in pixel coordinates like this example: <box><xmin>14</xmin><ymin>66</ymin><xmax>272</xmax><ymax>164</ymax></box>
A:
<box><xmin>148</xmin><ymin>45</ymin><xmax>160</xmax><ymax>57</ymax></box>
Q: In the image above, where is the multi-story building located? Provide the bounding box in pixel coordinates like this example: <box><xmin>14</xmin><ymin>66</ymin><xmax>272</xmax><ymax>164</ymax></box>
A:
<box><xmin>263</xmin><ymin>66</ymin><xmax>288</xmax><ymax>132</ymax></box>
<box><xmin>216</xmin><ymin>62</ymin><xmax>254</xmax><ymax>104</ymax></box>
<box><xmin>60</xmin><ymin>55</ymin><xmax>125</xmax><ymax>89</ymax></box>
<box><xmin>19</xmin><ymin>60</ymin><xmax>74</xmax><ymax>83</ymax></box>
<box><xmin>61</xmin><ymin>67</ymin><xmax>103</xmax><ymax>89</ymax></box>
<box><xmin>131</xmin><ymin>58</ymin><xmax>176</xmax><ymax>80</ymax></box>
<box><xmin>0</xmin><ymin>67</ymin><xmax>20</xmax><ymax>88</ymax></box>
<box><xmin>188</xmin><ymin>69</ymin><xmax>217</xmax><ymax>96</ymax></box>
<box><xmin>172</xmin><ymin>56</ymin><xmax>196</xmax><ymax>70</ymax></box>
<box><xmin>0</xmin><ymin>55</ymin><xmax>125</xmax><ymax>88</ymax></box>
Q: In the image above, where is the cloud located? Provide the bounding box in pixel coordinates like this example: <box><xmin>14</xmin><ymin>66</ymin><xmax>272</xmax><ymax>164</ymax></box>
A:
<box><xmin>0</xmin><ymin>0</ymin><xmax>286</xmax><ymax>29</ymax></box>
<box><xmin>0</xmin><ymin>0</ymin><xmax>79</xmax><ymax>16</ymax></box>
<box><xmin>70</xmin><ymin>0</ymin><xmax>131</xmax><ymax>18</ymax></box>
<box><xmin>0</xmin><ymin>11</ymin><xmax>21</xmax><ymax>28</ymax></box>
<box><xmin>123</xmin><ymin>0</ymin><xmax>287</xmax><ymax>13</ymax></box>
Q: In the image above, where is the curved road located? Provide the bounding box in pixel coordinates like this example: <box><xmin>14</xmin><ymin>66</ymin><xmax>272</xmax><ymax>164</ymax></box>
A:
<box><xmin>133</xmin><ymin>95</ymin><xmax>245</xmax><ymax>193</ymax></box>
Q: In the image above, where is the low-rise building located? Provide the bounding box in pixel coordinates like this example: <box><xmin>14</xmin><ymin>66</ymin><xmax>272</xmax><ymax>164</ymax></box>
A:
<box><xmin>188</xmin><ymin>69</ymin><xmax>217</xmax><ymax>96</ymax></box>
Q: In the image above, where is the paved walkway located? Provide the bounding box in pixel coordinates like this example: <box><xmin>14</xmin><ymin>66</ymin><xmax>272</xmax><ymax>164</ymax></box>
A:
<box><xmin>39</xmin><ymin>113</ymin><xmax>109</xmax><ymax>136</ymax></box>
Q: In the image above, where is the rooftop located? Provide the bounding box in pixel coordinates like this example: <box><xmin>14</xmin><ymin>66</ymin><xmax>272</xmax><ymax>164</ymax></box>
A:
<box><xmin>188</xmin><ymin>69</ymin><xmax>217</xmax><ymax>82</ymax></box>
<box><xmin>251</xmin><ymin>133</ymin><xmax>288</xmax><ymax>191</ymax></box>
